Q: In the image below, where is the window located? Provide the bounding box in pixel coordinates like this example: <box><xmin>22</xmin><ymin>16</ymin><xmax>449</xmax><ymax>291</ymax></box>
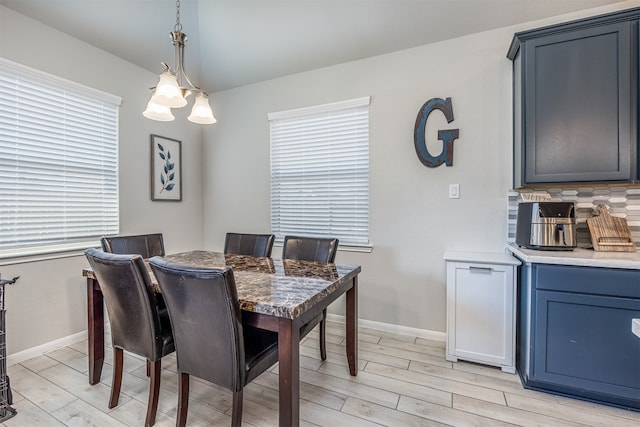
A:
<box><xmin>268</xmin><ymin>97</ymin><xmax>370</xmax><ymax>247</ymax></box>
<box><xmin>0</xmin><ymin>58</ymin><xmax>121</xmax><ymax>258</ymax></box>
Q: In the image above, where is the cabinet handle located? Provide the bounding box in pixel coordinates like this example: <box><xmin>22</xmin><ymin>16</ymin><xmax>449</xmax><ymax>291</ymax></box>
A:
<box><xmin>469</xmin><ymin>266</ymin><xmax>492</xmax><ymax>272</ymax></box>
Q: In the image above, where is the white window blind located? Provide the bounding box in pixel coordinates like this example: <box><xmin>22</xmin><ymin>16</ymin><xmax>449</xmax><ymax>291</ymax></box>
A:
<box><xmin>269</xmin><ymin>97</ymin><xmax>370</xmax><ymax>246</ymax></box>
<box><xmin>0</xmin><ymin>58</ymin><xmax>121</xmax><ymax>255</ymax></box>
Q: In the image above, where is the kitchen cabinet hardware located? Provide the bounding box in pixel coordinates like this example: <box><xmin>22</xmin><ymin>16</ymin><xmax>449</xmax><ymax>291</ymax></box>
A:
<box><xmin>468</xmin><ymin>266</ymin><xmax>492</xmax><ymax>272</ymax></box>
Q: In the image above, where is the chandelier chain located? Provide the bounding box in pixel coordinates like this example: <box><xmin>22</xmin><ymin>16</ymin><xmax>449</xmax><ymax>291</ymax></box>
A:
<box><xmin>174</xmin><ymin>0</ymin><xmax>182</xmax><ymax>32</ymax></box>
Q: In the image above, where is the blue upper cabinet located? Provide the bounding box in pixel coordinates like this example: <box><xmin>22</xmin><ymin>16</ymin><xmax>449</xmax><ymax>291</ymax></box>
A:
<box><xmin>508</xmin><ymin>8</ymin><xmax>639</xmax><ymax>187</ymax></box>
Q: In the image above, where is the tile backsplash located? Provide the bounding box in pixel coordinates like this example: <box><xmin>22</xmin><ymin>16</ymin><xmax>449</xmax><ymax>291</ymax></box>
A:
<box><xmin>508</xmin><ymin>187</ymin><xmax>640</xmax><ymax>248</ymax></box>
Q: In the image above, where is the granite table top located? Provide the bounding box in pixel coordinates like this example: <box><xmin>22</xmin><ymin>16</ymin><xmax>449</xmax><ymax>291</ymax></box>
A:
<box><xmin>84</xmin><ymin>250</ymin><xmax>361</xmax><ymax>320</ymax></box>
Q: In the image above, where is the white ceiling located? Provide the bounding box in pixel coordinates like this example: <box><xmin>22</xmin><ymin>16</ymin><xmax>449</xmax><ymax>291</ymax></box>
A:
<box><xmin>0</xmin><ymin>0</ymin><xmax>629</xmax><ymax>92</ymax></box>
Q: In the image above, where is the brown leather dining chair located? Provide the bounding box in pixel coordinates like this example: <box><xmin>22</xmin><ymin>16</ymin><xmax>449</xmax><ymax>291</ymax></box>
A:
<box><xmin>224</xmin><ymin>232</ymin><xmax>275</xmax><ymax>257</ymax></box>
<box><xmin>101</xmin><ymin>233</ymin><xmax>165</xmax><ymax>258</ymax></box>
<box><xmin>101</xmin><ymin>232</ymin><xmax>170</xmax><ymax>340</ymax></box>
<box><xmin>282</xmin><ymin>235</ymin><xmax>339</xmax><ymax>361</ymax></box>
<box><xmin>84</xmin><ymin>249</ymin><xmax>174</xmax><ymax>427</ymax></box>
<box><xmin>148</xmin><ymin>257</ymin><xmax>279</xmax><ymax>427</ymax></box>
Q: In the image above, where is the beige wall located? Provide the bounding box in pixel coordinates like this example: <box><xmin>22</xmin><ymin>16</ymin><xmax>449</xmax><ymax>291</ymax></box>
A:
<box><xmin>0</xmin><ymin>6</ymin><xmax>204</xmax><ymax>355</ymax></box>
<box><xmin>201</xmin><ymin>1</ymin><xmax>639</xmax><ymax>334</ymax></box>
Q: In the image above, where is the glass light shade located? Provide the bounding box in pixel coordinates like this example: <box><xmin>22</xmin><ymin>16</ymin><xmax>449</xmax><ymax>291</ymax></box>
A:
<box><xmin>188</xmin><ymin>93</ymin><xmax>217</xmax><ymax>124</ymax></box>
<box><xmin>143</xmin><ymin>97</ymin><xmax>175</xmax><ymax>121</ymax></box>
<box><xmin>152</xmin><ymin>70</ymin><xmax>187</xmax><ymax>108</ymax></box>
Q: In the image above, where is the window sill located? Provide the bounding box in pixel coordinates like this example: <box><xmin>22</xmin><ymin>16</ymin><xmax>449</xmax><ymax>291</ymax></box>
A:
<box><xmin>337</xmin><ymin>244</ymin><xmax>373</xmax><ymax>253</ymax></box>
<box><xmin>0</xmin><ymin>241</ymin><xmax>100</xmax><ymax>265</ymax></box>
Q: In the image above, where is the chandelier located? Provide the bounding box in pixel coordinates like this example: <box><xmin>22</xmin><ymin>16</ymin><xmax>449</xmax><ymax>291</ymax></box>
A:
<box><xmin>143</xmin><ymin>0</ymin><xmax>216</xmax><ymax>124</ymax></box>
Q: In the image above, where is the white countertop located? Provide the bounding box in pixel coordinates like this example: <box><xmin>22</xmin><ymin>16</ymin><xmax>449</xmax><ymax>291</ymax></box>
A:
<box><xmin>444</xmin><ymin>251</ymin><xmax>521</xmax><ymax>266</ymax></box>
<box><xmin>506</xmin><ymin>243</ymin><xmax>640</xmax><ymax>270</ymax></box>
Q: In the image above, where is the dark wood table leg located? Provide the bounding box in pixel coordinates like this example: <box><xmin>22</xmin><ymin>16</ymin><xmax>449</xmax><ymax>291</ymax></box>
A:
<box><xmin>87</xmin><ymin>277</ymin><xmax>104</xmax><ymax>385</ymax></box>
<box><xmin>278</xmin><ymin>317</ymin><xmax>300</xmax><ymax>427</ymax></box>
<box><xmin>346</xmin><ymin>276</ymin><xmax>359</xmax><ymax>376</ymax></box>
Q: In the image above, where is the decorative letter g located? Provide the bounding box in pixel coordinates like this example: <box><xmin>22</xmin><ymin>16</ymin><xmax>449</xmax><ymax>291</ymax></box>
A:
<box><xmin>414</xmin><ymin>97</ymin><xmax>460</xmax><ymax>167</ymax></box>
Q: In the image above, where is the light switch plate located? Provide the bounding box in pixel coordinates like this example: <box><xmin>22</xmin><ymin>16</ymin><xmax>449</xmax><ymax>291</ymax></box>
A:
<box><xmin>449</xmin><ymin>184</ymin><xmax>460</xmax><ymax>199</ymax></box>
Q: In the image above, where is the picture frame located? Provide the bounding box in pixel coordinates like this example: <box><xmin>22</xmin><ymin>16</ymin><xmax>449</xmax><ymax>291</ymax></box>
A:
<box><xmin>150</xmin><ymin>134</ymin><xmax>182</xmax><ymax>201</ymax></box>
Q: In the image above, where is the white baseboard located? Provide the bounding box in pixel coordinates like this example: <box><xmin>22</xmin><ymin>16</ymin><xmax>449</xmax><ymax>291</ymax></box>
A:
<box><xmin>326</xmin><ymin>314</ymin><xmax>446</xmax><ymax>342</ymax></box>
<box><xmin>7</xmin><ymin>330</ymin><xmax>88</xmax><ymax>366</ymax></box>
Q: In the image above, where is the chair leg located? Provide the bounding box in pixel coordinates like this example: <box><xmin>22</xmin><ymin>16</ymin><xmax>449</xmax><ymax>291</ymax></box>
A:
<box><xmin>109</xmin><ymin>347</ymin><xmax>124</xmax><ymax>409</ymax></box>
<box><xmin>319</xmin><ymin>308</ymin><xmax>327</xmax><ymax>361</ymax></box>
<box><xmin>145</xmin><ymin>360</ymin><xmax>161</xmax><ymax>427</ymax></box>
<box><xmin>177</xmin><ymin>373</ymin><xmax>190</xmax><ymax>427</ymax></box>
<box><xmin>146</xmin><ymin>360</ymin><xmax>151</xmax><ymax>377</ymax></box>
<box><xmin>231</xmin><ymin>390</ymin><xmax>243</xmax><ymax>427</ymax></box>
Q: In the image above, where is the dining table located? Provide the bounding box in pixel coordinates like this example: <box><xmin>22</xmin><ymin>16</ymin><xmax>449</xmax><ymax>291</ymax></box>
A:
<box><xmin>81</xmin><ymin>250</ymin><xmax>361</xmax><ymax>426</ymax></box>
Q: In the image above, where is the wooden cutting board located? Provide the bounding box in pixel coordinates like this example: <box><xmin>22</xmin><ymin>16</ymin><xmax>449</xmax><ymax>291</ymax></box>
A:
<box><xmin>587</xmin><ymin>205</ymin><xmax>636</xmax><ymax>252</ymax></box>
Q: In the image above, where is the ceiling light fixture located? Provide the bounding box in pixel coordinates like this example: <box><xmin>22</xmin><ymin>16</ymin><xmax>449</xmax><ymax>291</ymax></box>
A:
<box><xmin>143</xmin><ymin>0</ymin><xmax>216</xmax><ymax>124</ymax></box>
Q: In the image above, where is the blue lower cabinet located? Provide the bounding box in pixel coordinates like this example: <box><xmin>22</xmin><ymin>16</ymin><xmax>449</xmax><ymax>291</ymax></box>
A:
<box><xmin>517</xmin><ymin>262</ymin><xmax>640</xmax><ymax>410</ymax></box>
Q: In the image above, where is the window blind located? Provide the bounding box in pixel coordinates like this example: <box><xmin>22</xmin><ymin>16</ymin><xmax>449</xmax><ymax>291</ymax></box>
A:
<box><xmin>269</xmin><ymin>97</ymin><xmax>370</xmax><ymax>246</ymax></box>
<box><xmin>0</xmin><ymin>58</ymin><xmax>121</xmax><ymax>255</ymax></box>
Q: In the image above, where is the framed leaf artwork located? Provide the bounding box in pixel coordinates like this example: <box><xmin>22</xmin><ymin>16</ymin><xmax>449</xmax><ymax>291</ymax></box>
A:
<box><xmin>150</xmin><ymin>134</ymin><xmax>182</xmax><ymax>201</ymax></box>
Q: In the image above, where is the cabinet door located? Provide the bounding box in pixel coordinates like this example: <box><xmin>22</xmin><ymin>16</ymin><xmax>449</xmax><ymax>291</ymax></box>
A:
<box><xmin>523</xmin><ymin>21</ymin><xmax>632</xmax><ymax>184</ymax></box>
<box><xmin>447</xmin><ymin>263</ymin><xmax>515</xmax><ymax>367</ymax></box>
<box><xmin>533</xmin><ymin>290</ymin><xmax>640</xmax><ymax>409</ymax></box>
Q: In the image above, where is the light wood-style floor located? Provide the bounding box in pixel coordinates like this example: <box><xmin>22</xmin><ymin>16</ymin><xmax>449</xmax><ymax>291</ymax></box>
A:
<box><xmin>2</xmin><ymin>321</ymin><xmax>639</xmax><ymax>426</ymax></box>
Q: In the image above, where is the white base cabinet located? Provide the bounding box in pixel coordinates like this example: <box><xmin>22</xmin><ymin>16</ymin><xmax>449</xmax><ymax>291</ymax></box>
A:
<box><xmin>444</xmin><ymin>252</ymin><xmax>520</xmax><ymax>373</ymax></box>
